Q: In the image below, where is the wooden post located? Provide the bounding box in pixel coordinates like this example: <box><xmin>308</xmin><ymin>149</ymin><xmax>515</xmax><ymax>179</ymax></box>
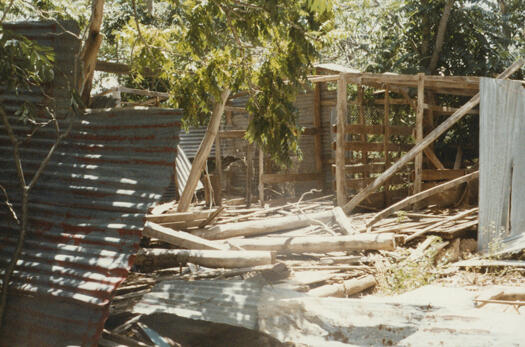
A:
<box><xmin>414</xmin><ymin>73</ymin><xmax>425</xmax><ymax>196</ymax></box>
<box><xmin>383</xmin><ymin>85</ymin><xmax>391</xmax><ymax>206</ymax></box>
<box><xmin>214</xmin><ymin>133</ymin><xmax>223</xmax><ymax>206</ymax></box>
<box><xmin>342</xmin><ymin>59</ymin><xmax>523</xmax><ymax>214</ymax></box>
<box><xmin>246</xmin><ymin>143</ymin><xmax>254</xmax><ymax>206</ymax></box>
<box><xmin>258</xmin><ymin>147</ymin><xmax>264</xmax><ymax>206</ymax></box>
<box><xmin>336</xmin><ymin>75</ymin><xmax>347</xmax><ymax>206</ymax></box>
<box><xmin>358</xmin><ymin>84</ymin><xmax>367</xmax><ymax>170</ymax></box>
<box><xmin>314</xmin><ymin>83</ymin><xmax>324</xmax><ymax>189</ymax></box>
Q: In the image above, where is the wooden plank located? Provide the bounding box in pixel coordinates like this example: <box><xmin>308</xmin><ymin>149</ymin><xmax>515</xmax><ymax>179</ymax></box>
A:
<box><xmin>332</xmin><ymin>124</ymin><xmax>413</xmax><ymax>136</ymax></box>
<box><xmin>423</xmin><ymin>147</ymin><xmax>445</xmax><ymax>170</ymax></box>
<box><xmin>146</xmin><ymin>209</ymin><xmax>218</xmax><ymax>223</ymax></box>
<box><xmin>346</xmin><ymin>174</ymin><xmax>407</xmax><ymax>190</ymax></box>
<box><xmin>314</xmin><ymin>83</ymin><xmax>324</xmax><ymax>188</ymax></box>
<box><xmin>357</xmin><ymin>84</ymin><xmax>368</xmax><ymax>174</ymax></box>
<box><xmin>420</xmin><ymin>169</ymin><xmax>466</xmax><ymax>181</ymax></box>
<box><xmin>414</xmin><ymin>73</ymin><xmax>424</xmax><ymax>196</ymax></box>
<box><xmin>367</xmin><ymin>171</ymin><xmax>479</xmax><ymax>226</ymax></box>
<box><xmin>143</xmin><ymin>221</ymin><xmax>229</xmax><ymax>250</ymax></box>
<box><xmin>404</xmin><ymin>207</ymin><xmax>478</xmax><ymax>242</ymax></box>
<box><xmin>336</xmin><ymin>76</ymin><xmax>347</xmax><ymax>206</ymax></box>
<box><xmin>342</xmin><ymin>59</ymin><xmax>524</xmax><ymax>214</ymax></box>
<box><xmin>261</xmin><ymin>172</ymin><xmax>322</xmax><ymax>184</ymax></box>
<box><xmin>375</xmin><ymin>98</ymin><xmax>414</xmax><ymax>105</ymax></box>
<box><xmin>334</xmin><ymin>141</ymin><xmax>413</xmax><ymax>152</ymax></box>
<box><xmin>219</xmin><ymin>129</ymin><xmax>245</xmax><ymax>138</ymax></box>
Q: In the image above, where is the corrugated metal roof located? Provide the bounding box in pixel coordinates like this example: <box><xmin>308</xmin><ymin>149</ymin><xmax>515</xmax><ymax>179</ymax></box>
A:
<box><xmin>133</xmin><ymin>279</ymin><xmax>265</xmax><ymax>330</ymax></box>
<box><xmin>0</xmin><ymin>21</ymin><xmax>183</xmax><ymax>346</ymax></box>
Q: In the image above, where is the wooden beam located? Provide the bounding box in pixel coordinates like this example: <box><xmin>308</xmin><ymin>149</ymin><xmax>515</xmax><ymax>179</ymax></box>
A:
<box><xmin>342</xmin><ymin>59</ymin><xmax>524</xmax><ymax>214</ymax></box>
<box><xmin>134</xmin><ymin>249</ymin><xmax>274</xmax><ymax>269</ymax></box>
<box><xmin>424</xmin><ymin>103</ymin><xmax>479</xmax><ymax>115</ymax></box>
<box><xmin>383</xmin><ymin>85</ymin><xmax>391</xmax><ymax>206</ymax></box>
<box><xmin>423</xmin><ymin>147</ymin><xmax>445</xmax><ymax>169</ymax></box>
<box><xmin>357</xmin><ymin>84</ymin><xmax>368</xmax><ymax>173</ymax></box>
<box><xmin>333</xmin><ymin>124</ymin><xmax>413</xmax><ymax>137</ymax></box>
<box><xmin>246</xmin><ymin>143</ymin><xmax>253</xmax><ymax>206</ymax></box>
<box><xmin>258</xmin><ymin>147</ymin><xmax>264</xmax><ymax>206</ymax></box>
<box><xmin>420</xmin><ymin>169</ymin><xmax>465</xmax><ymax>181</ymax></box>
<box><xmin>142</xmin><ymin>222</ymin><xmax>228</xmax><ymax>250</ymax></box>
<box><xmin>367</xmin><ymin>171</ymin><xmax>479</xmax><ymax>226</ymax></box>
<box><xmin>214</xmin><ymin>133</ymin><xmax>223</xmax><ymax>205</ymax></box>
<box><xmin>414</xmin><ymin>73</ymin><xmax>425</xmax><ymax>197</ymax></box>
<box><xmin>194</xmin><ymin>210</ymin><xmax>338</xmax><ymax>240</ymax></box>
<box><xmin>314</xmin><ymin>84</ymin><xmax>323</xmax><ymax>188</ymax></box>
<box><xmin>227</xmin><ymin>233</ymin><xmax>396</xmax><ymax>253</ymax></box>
<box><xmin>336</xmin><ymin>76</ymin><xmax>347</xmax><ymax>206</ymax></box>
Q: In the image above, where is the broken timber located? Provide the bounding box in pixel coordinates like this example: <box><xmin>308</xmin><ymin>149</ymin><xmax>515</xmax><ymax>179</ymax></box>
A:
<box><xmin>225</xmin><ymin>233</ymin><xmax>396</xmax><ymax>252</ymax></box>
<box><xmin>193</xmin><ymin>210</ymin><xmax>353</xmax><ymax>240</ymax></box>
<box><xmin>143</xmin><ymin>222</ymin><xmax>229</xmax><ymax>250</ymax></box>
<box><xmin>367</xmin><ymin>171</ymin><xmax>479</xmax><ymax>227</ymax></box>
<box><xmin>308</xmin><ymin>275</ymin><xmax>376</xmax><ymax>298</ymax></box>
<box><xmin>134</xmin><ymin>249</ymin><xmax>274</xmax><ymax>268</ymax></box>
<box><xmin>342</xmin><ymin>59</ymin><xmax>524</xmax><ymax>214</ymax></box>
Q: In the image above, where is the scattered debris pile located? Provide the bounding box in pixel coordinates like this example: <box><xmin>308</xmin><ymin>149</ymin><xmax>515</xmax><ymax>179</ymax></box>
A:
<box><xmin>99</xmin><ymin>194</ymin><xmax>524</xmax><ymax>346</ymax></box>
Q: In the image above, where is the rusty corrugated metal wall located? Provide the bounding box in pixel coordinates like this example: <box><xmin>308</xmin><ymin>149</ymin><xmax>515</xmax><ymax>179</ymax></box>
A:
<box><xmin>0</xmin><ymin>22</ymin><xmax>183</xmax><ymax>346</ymax></box>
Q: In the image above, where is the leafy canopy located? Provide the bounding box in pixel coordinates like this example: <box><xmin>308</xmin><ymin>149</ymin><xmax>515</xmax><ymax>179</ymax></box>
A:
<box><xmin>114</xmin><ymin>0</ymin><xmax>333</xmax><ymax>166</ymax></box>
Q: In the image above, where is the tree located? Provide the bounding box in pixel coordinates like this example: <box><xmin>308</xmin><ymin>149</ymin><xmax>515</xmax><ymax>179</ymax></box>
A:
<box><xmin>109</xmin><ymin>0</ymin><xmax>333</xmax><ymax>211</ymax></box>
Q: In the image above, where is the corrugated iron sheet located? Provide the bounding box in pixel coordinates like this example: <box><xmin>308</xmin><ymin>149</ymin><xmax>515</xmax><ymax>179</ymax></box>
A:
<box><xmin>175</xmin><ymin>144</ymin><xmax>203</xmax><ymax>197</ymax></box>
<box><xmin>479</xmin><ymin>77</ymin><xmax>525</xmax><ymax>253</ymax></box>
<box><xmin>133</xmin><ymin>279</ymin><xmax>265</xmax><ymax>330</ymax></box>
<box><xmin>0</xmin><ymin>107</ymin><xmax>182</xmax><ymax>346</ymax></box>
<box><xmin>0</xmin><ymin>21</ymin><xmax>183</xmax><ymax>346</ymax></box>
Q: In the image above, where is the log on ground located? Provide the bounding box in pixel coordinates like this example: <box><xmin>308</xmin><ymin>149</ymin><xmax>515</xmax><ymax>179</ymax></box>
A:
<box><xmin>134</xmin><ymin>248</ymin><xmax>275</xmax><ymax>269</ymax></box>
<box><xmin>225</xmin><ymin>233</ymin><xmax>396</xmax><ymax>253</ymax></box>
<box><xmin>308</xmin><ymin>275</ymin><xmax>376</xmax><ymax>297</ymax></box>
<box><xmin>194</xmin><ymin>210</ymin><xmax>337</xmax><ymax>240</ymax></box>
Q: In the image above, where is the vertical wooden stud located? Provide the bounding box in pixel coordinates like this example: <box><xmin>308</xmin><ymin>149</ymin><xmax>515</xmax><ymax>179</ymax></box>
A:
<box><xmin>336</xmin><ymin>75</ymin><xmax>348</xmax><ymax>206</ymax></box>
<box><xmin>258</xmin><ymin>147</ymin><xmax>264</xmax><ymax>206</ymax></box>
<box><xmin>246</xmin><ymin>144</ymin><xmax>253</xmax><ymax>206</ymax></box>
<box><xmin>414</xmin><ymin>73</ymin><xmax>425</xmax><ymax>196</ymax></box>
<box><xmin>214</xmin><ymin>135</ymin><xmax>223</xmax><ymax>206</ymax></box>
<box><xmin>314</xmin><ymin>82</ymin><xmax>323</xmax><ymax>189</ymax></box>
<box><xmin>358</xmin><ymin>84</ymin><xmax>367</xmax><ymax>174</ymax></box>
<box><xmin>383</xmin><ymin>85</ymin><xmax>391</xmax><ymax>206</ymax></box>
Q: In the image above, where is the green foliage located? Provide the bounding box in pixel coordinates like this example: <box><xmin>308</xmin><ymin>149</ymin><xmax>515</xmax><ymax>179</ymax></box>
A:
<box><xmin>0</xmin><ymin>27</ymin><xmax>55</xmax><ymax>122</ymax></box>
<box><xmin>104</xmin><ymin>0</ymin><xmax>333</xmax><ymax>167</ymax></box>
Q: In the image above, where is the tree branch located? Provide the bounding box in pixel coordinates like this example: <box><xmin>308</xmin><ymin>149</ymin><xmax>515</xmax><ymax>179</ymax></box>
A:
<box><xmin>427</xmin><ymin>0</ymin><xmax>455</xmax><ymax>74</ymax></box>
<box><xmin>0</xmin><ymin>0</ymin><xmax>15</xmax><ymax>25</ymax></box>
<box><xmin>0</xmin><ymin>183</ymin><xmax>19</xmax><ymax>224</ymax></box>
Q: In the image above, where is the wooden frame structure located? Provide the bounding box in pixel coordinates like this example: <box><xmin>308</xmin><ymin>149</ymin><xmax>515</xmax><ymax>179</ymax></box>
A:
<box><xmin>310</xmin><ymin>63</ymin><xmax>492</xmax><ymax>209</ymax></box>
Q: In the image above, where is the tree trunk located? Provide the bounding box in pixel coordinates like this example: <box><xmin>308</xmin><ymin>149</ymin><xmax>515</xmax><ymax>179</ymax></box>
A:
<box><xmin>79</xmin><ymin>0</ymin><xmax>105</xmax><ymax>105</ymax></box>
<box><xmin>427</xmin><ymin>0</ymin><xmax>455</xmax><ymax>74</ymax></box>
<box><xmin>177</xmin><ymin>89</ymin><xmax>231</xmax><ymax>212</ymax></box>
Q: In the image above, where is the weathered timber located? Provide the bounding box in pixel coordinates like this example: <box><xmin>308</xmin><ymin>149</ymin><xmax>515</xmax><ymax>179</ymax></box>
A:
<box><xmin>342</xmin><ymin>59</ymin><xmax>524</xmax><ymax>214</ymax></box>
<box><xmin>261</xmin><ymin>172</ymin><xmax>322</xmax><ymax>184</ymax></box>
<box><xmin>336</xmin><ymin>76</ymin><xmax>347</xmax><ymax>206</ymax></box>
<box><xmin>414</xmin><ymin>73</ymin><xmax>424</xmax><ymax>196</ymax></box>
<box><xmin>404</xmin><ymin>207</ymin><xmax>478</xmax><ymax>242</ymax></box>
<box><xmin>193</xmin><ymin>210</ymin><xmax>338</xmax><ymax>240</ymax></box>
<box><xmin>308</xmin><ymin>275</ymin><xmax>376</xmax><ymax>298</ymax></box>
<box><xmin>367</xmin><ymin>171</ymin><xmax>479</xmax><ymax>226</ymax></box>
<box><xmin>333</xmin><ymin>206</ymin><xmax>356</xmax><ymax>234</ymax></box>
<box><xmin>134</xmin><ymin>249</ymin><xmax>274</xmax><ymax>268</ymax></box>
<box><xmin>146</xmin><ymin>209</ymin><xmax>218</xmax><ymax>223</ymax></box>
<box><xmin>143</xmin><ymin>222</ymin><xmax>228</xmax><ymax>250</ymax></box>
<box><xmin>423</xmin><ymin>147</ymin><xmax>445</xmax><ymax>170</ymax></box>
<box><xmin>225</xmin><ymin>233</ymin><xmax>396</xmax><ymax>253</ymax></box>
<box><xmin>314</xmin><ymin>82</ymin><xmax>323</xmax><ymax>188</ymax></box>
